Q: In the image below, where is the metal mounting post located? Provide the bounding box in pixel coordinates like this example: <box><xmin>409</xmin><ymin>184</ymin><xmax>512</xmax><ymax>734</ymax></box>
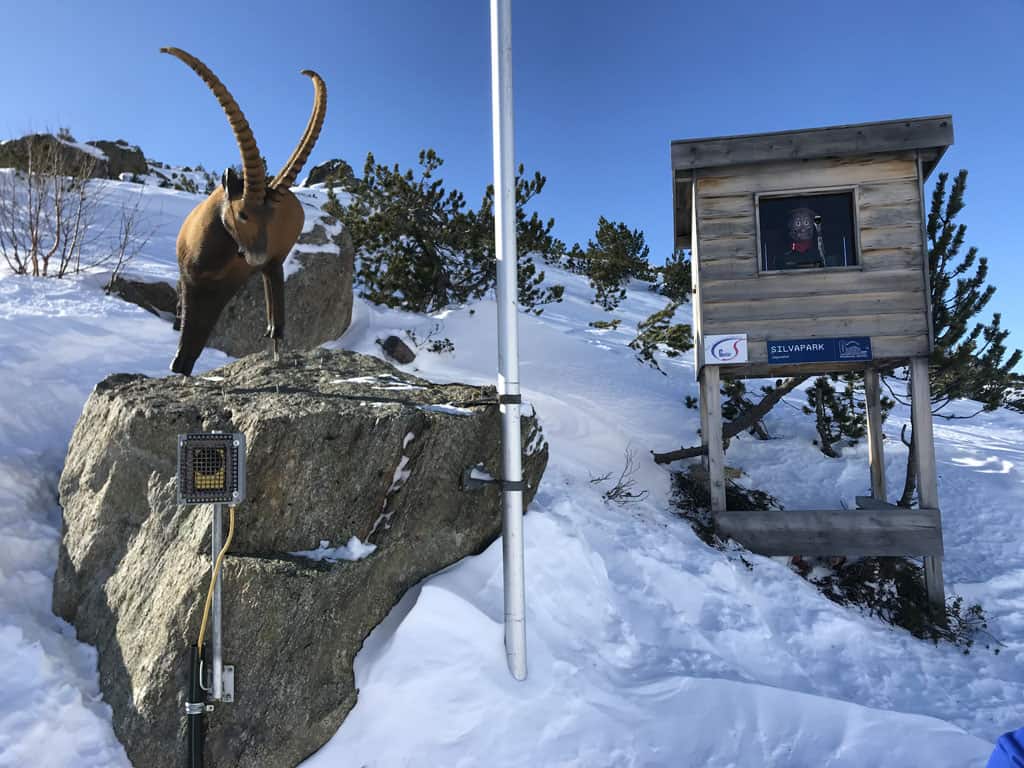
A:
<box><xmin>211</xmin><ymin>503</ymin><xmax>224</xmax><ymax>701</ymax></box>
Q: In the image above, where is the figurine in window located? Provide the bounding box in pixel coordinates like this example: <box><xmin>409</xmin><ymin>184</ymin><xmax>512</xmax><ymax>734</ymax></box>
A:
<box><xmin>774</xmin><ymin>207</ymin><xmax>826</xmax><ymax>270</ymax></box>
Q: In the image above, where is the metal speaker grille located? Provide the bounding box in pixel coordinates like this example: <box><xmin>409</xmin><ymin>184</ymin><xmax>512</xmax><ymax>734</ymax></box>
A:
<box><xmin>177</xmin><ymin>433</ymin><xmax>246</xmax><ymax>505</ymax></box>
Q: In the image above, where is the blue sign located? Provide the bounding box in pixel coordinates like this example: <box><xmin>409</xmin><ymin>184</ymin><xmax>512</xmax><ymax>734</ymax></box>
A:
<box><xmin>767</xmin><ymin>336</ymin><xmax>872</xmax><ymax>364</ymax></box>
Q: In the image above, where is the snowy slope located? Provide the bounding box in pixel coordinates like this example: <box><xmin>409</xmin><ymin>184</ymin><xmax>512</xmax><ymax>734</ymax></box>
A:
<box><xmin>1</xmin><ymin>176</ymin><xmax>1020</xmax><ymax>767</ymax></box>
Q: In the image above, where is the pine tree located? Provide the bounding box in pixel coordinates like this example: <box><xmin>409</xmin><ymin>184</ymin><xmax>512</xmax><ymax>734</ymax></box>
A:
<box><xmin>890</xmin><ymin>170</ymin><xmax>1021</xmax><ymax>504</ymax></box>
<box><xmin>335</xmin><ymin>149</ymin><xmax>476</xmax><ymax>312</ymax></box>
<box><xmin>656</xmin><ymin>249</ymin><xmax>692</xmax><ymax>302</ymax></box>
<box><xmin>1007</xmin><ymin>373</ymin><xmax>1024</xmax><ymax>414</ymax></box>
<box><xmin>326</xmin><ymin>150</ymin><xmax>563</xmax><ymax>314</ymax></box>
<box><xmin>470</xmin><ymin>165</ymin><xmax>565</xmax><ymax>314</ymax></box>
<box><xmin>721</xmin><ymin>380</ymin><xmax>770</xmax><ymax>440</ymax></box>
<box><xmin>585</xmin><ymin>217</ymin><xmax>653</xmax><ymax>310</ymax></box>
<box><xmin>563</xmin><ymin>243</ymin><xmax>589</xmax><ymax>274</ymax></box>
<box><xmin>804</xmin><ymin>376</ymin><xmax>860</xmax><ymax>457</ymax></box>
<box><xmin>628</xmin><ymin>300</ymin><xmax>693</xmax><ymax>373</ymax></box>
<box><xmin>803</xmin><ymin>373</ymin><xmax>893</xmax><ymax>457</ymax></box>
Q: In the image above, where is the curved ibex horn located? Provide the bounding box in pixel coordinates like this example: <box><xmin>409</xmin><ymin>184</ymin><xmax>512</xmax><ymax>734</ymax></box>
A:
<box><xmin>161</xmin><ymin>47</ymin><xmax>267</xmax><ymax>206</ymax></box>
<box><xmin>271</xmin><ymin>70</ymin><xmax>327</xmax><ymax>190</ymax></box>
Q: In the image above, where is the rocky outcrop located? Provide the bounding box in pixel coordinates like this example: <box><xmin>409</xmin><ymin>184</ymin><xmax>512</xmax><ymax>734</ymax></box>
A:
<box><xmin>53</xmin><ymin>349</ymin><xmax>548</xmax><ymax>767</ymax></box>
<box><xmin>106</xmin><ymin>277</ymin><xmax>177</xmax><ymax>319</ymax></box>
<box><xmin>0</xmin><ymin>133</ymin><xmax>108</xmax><ymax>177</ymax></box>
<box><xmin>301</xmin><ymin>158</ymin><xmax>355</xmax><ymax>188</ymax></box>
<box><xmin>0</xmin><ymin>134</ymin><xmax>148</xmax><ymax>180</ymax></box>
<box><xmin>204</xmin><ymin>215</ymin><xmax>354</xmax><ymax>359</ymax></box>
<box><xmin>87</xmin><ymin>140</ymin><xmax>148</xmax><ymax>178</ymax></box>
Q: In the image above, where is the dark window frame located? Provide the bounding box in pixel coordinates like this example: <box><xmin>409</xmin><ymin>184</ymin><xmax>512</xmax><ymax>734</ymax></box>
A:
<box><xmin>753</xmin><ymin>186</ymin><xmax>863</xmax><ymax>276</ymax></box>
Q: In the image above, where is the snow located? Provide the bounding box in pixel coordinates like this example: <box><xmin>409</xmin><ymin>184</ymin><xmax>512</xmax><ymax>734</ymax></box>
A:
<box><xmin>291</xmin><ymin>537</ymin><xmax>377</xmax><ymax>562</ymax></box>
<box><xmin>0</xmin><ymin>173</ymin><xmax>1020</xmax><ymax>766</ymax></box>
<box><xmin>55</xmin><ymin>137</ymin><xmax>107</xmax><ymax>161</ymax></box>
<box><xmin>418</xmin><ymin>403</ymin><xmax>474</xmax><ymax>416</ymax></box>
<box><xmin>332</xmin><ymin>374</ymin><xmax>426</xmax><ymax>391</ymax></box>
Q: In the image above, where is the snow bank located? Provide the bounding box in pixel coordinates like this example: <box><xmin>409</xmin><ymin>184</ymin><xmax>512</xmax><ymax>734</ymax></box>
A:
<box><xmin>0</xmin><ymin>176</ymin><xmax>1020</xmax><ymax>766</ymax></box>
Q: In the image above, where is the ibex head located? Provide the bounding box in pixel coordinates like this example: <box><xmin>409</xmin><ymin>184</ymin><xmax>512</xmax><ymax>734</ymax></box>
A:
<box><xmin>161</xmin><ymin>47</ymin><xmax>327</xmax><ymax>268</ymax></box>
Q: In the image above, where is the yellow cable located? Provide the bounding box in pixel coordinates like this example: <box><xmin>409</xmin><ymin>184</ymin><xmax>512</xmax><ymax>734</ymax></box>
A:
<box><xmin>197</xmin><ymin>505</ymin><xmax>236</xmax><ymax>651</ymax></box>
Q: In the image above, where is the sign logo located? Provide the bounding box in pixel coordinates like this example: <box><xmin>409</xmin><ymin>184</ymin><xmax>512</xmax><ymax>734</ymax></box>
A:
<box><xmin>838</xmin><ymin>339</ymin><xmax>870</xmax><ymax>360</ymax></box>
<box><xmin>705</xmin><ymin>334</ymin><xmax>748</xmax><ymax>364</ymax></box>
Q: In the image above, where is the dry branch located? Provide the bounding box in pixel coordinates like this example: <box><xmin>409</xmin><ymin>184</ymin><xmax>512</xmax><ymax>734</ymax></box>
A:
<box><xmin>652</xmin><ymin>376</ymin><xmax>808</xmax><ymax>464</ymax></box>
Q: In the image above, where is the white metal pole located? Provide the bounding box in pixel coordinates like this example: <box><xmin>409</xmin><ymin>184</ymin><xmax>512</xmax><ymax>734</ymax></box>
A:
<box><xmin>211</xmin><ymin>503</ymin><xmax>224</xmax><ymax>700</ymax></box>
<box><xmin>490</xmin><ymin>0</ymin><xmax>527</xmax><ymax>681</ymax></box>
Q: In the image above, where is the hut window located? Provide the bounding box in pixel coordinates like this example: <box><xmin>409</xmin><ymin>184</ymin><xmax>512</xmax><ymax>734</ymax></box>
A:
<box><xmin>758</xmin><ymin>191</ymin><xmax>857</xmax><ymax>272</ymax></box>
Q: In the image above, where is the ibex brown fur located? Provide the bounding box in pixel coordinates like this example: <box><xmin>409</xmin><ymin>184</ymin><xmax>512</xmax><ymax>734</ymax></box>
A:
<box><xmin>162</xmin><ymin>47</ymin><xmax>327</xmax><ymax>375</ymax></box>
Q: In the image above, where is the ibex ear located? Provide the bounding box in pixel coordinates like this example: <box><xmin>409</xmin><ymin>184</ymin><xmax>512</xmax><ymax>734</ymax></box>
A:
<box><xmin>221</xmin><ymin>168</ymin><xmax>243</xmax><ymax>199</ymax></box>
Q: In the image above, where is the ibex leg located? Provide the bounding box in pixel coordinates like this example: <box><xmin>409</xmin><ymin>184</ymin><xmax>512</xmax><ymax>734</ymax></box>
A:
<box><xmin>171</xmin><ymin>280</ymin><xmax>235</xmax><ymax>376</ymax></box>
<box><xmin>261</xmin><ymin>260</ymin><xmax>285</xmax><ymax>340</ymax></box>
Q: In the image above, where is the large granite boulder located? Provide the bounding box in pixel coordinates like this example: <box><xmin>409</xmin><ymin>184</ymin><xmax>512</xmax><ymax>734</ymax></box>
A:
<box><xmin>204</xmin><ymin>213</ymin><xmax>354</xmax><ymax>359</ymax></box>
<box><xmin>53</xmin><ymin>349</ymin><xmax>547</xmax><ymax>767</ymax></box>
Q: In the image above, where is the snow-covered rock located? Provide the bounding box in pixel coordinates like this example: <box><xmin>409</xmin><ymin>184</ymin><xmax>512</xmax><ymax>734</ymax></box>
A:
<box><xmin>52</xmin><ymin>348</ymin><xmax>547</xmax><ymax>767</ymax></box>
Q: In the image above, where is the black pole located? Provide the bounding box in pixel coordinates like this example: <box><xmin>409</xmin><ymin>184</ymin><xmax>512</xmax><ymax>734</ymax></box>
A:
<box><xmin>186</xmin><ymin>645</ymin><xmax>204</xmax><ymax>768</ymax></box>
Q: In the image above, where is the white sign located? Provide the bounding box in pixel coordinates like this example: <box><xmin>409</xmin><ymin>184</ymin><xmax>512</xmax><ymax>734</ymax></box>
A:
<box><xmin>704</xmin><ymin>333</ymin><xmax>749</xmax><ymax>365</ymax></box>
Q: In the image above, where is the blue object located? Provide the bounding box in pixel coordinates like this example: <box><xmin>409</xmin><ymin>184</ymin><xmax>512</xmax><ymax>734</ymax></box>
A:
<box><xmin>987</xmin><ymin>727</ymin><xmax>1024</xmax><ymax>767</ymax></box>
<box><xmin>766</xmin><ymin>336</ymin><xmax>872</xmax><ymax>364</ymax></box>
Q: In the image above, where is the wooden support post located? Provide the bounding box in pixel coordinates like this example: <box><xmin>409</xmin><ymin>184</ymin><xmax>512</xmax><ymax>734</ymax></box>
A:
<box><xmin>701</xmin><ymin>365</ymin><xmax>726</xmax><ymax>513</ymax></box>
<box><xmin>910</xmin><ymin>357</ymin><xmax>945</xmax><ymax>610</ymax></box>
<box><xmin>698</xmin><ymin>367</ymin><xmax>710</xmax><ymax>472</ymax></box>
<box><xmin>864</xmin><ymin>368</ymin><xmax>886</xmax><ymax>502</ymax></box>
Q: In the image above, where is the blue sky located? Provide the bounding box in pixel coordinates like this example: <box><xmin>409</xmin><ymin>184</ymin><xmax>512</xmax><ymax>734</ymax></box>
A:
<box><xmin>2</xmin><ymin>0</ymin><xmax>1022</xmax><ymax>357</ymax></box>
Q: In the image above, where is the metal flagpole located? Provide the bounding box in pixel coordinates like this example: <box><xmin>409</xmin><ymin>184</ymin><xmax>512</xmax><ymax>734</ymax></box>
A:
<box><xmin>490</xmin><ymin>0</ymin><xmax>527</xmax><ymax>681</ymax></box>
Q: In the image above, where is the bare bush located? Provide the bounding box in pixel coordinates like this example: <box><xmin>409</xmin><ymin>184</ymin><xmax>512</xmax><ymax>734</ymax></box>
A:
<box><xmin>0</xmin><ymin>134</ymin><xmax>103</xmax><ymax>277</ymax></box>
<box><xmin>104</xmin><ymin>190</ymin><xmax>153</xmax><ymax>290</ymax></box>
<box><xmin>598</xmin><ymin>447</ymin><xmax>649</xmax><ymax>505</ymax></box>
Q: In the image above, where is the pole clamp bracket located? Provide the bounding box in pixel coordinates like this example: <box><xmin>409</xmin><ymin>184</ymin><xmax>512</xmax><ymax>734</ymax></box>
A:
<box><xmin>461</xmin><ymin>465</ymin><xmax>526</xmax><ymax>493</ymax></box>
<box><xmin>185</xmin><ymin>702</ymin><xmax>205</xmax><ymax>716</ymax></box>
<box><xmin>498</xmin><ymin>394</ymin><xmax>522</xmax><ymax>405</ymax></box>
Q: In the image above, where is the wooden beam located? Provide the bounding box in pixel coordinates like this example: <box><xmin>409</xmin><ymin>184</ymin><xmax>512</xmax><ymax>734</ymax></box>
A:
<box><xmin>911</xmin><ymin>357</ymin><xmax>946</xmax><ymax>609</ymax></box>
<box><xmin>714</xmin><ymin>508</ymin><xmax>944</xmax><ymax>557</ymax></box>
<box><xmin>672</xmin><ymin>115</ymin><xmax>953</xmax><ymax>172</ymax></box>
<box><xmin>864</xmin><ymin>369</ymin><xmax>887</xmax><ymax>501</ymax></box>
<box><xmin>701</xmin><ymin>365</ymin><xmax>726</xmax><ymax>513</ymax></box>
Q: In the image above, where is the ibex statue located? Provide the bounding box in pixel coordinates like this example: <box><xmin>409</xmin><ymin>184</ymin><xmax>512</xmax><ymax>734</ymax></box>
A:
<box><xmin>161</xmin><ymin>47</ymin><xmax>327</xmax><ymax>376</ymax></box>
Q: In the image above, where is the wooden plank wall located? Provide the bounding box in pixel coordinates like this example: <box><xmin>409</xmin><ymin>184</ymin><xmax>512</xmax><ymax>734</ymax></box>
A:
<box><xmin>695</xmin><ymin>152</ymin><xmax>930</xmax><ymax>368</ymax></box>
